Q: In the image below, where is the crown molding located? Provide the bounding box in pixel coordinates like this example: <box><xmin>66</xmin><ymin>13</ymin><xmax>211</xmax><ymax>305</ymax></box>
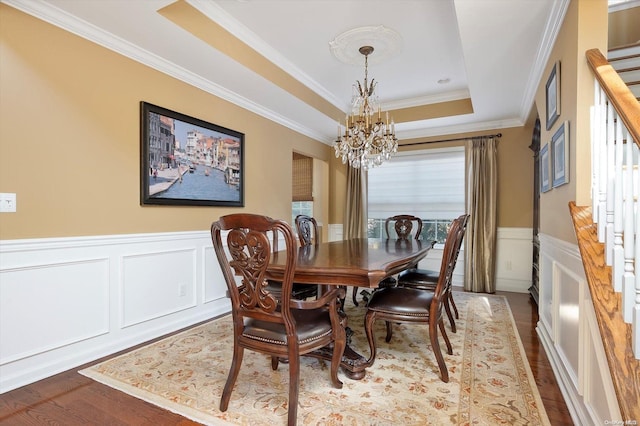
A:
<box><xmin>396</xmin><ymin>117</ymin><xmax>524</xmax><ymax>141</ymax></box>
<box><xmin>3</xmin><ymin>0</ymin><xmax>557</xmax><ymax>147</ymax></box>
<box><xmin>608</xmin><ymin>0</ymin><xmax>640</xmax><ymax>12</ymax></box>
<box><xmin>519</xmin><ymin>0</ymin><xmax>570</xmax><ymax>123</ymax></box>
<box><xmin>2</xmin><ymin>0</ymin><xmax>329</xmax><ymax>144</ymax></box>
<box><xmin>383</xmin><ymin>89</ymin><xmax>471</xmax><ymax>110</ymax></box>
<box><xmin>188</xmin><ymin>0</ymin><xmax>344</xmax><ymax>109</ymax></box>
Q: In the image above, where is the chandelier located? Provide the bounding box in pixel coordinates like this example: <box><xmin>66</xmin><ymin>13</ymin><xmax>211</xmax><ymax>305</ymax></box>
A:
<box><xmin>334</xmin><ymin>45</ymin><xmax>398</xmax><ymax>170</ymax></box>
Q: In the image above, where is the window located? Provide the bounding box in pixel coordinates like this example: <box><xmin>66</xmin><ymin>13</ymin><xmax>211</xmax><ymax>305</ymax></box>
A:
<box><xmin>367</xmin><ymin>147</ymin><xmax>465</xmax><ymax>244</ymax></box>
<box><xmin>292</xmin><ymin>153</ymin><xmax>313</xmax><ymax>225</ymax></box>
<box><xmin>292</xmin><ymin>201</ymin><xmax>313</xmax><ymax>224</ymax></box>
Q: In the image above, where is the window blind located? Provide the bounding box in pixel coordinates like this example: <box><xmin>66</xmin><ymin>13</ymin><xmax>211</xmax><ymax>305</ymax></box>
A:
<box><xmin>292</xmin><ymin>153</ymin><xmax>313</xmax><ymax>201</ymax></box>
<box><xmin>367</xmin><ymin>147</ymin><xmax>465</xmax><ymax>219</ymax></box>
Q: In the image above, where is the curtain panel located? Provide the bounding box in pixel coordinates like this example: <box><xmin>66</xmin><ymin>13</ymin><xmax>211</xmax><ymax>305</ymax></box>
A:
<box><xmin>344</xmin><ymin>166</ymin><xmax>367</xmax><ymax>239</ymax></box>
<box><xmin>464</xmin><ymin>137</ymin><xmax>498</xmax><ymax>293</ymax></box>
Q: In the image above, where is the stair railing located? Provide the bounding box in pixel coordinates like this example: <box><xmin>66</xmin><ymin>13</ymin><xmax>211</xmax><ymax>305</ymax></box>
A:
<box><xmin>587</xmin><ymin>48</ymin><xmax>640</xmax><ymax>359</ymax></box>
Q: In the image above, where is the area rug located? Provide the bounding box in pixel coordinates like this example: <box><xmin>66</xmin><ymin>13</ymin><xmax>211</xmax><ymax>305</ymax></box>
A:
<box><xmin>79</xmin><ymin>292</ymin><xmax>550</xmax><ymax>425</ymax></box>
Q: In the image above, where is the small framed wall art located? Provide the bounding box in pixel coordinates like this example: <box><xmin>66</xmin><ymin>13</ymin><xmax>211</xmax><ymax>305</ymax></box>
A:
<box><xmin>545</xmin><ymin>61</ymin><xmax>561</xmax><ymax>130</ymax></box>
<box><xmin>551</xmin><ymin>121</ymin><xmax>569</xmax><ymax>188</ymax></box>
<box><xmin>540</xmin><ymin>142</ymin><xmax>551</xmax><ymax>193</ymax></box>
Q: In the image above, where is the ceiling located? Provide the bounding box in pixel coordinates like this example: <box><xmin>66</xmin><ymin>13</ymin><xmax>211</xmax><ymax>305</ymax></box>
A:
<box><xmin>5</xmin><ymin>0</ymin><xmax>571</xmax><ymax>144</ymax></box>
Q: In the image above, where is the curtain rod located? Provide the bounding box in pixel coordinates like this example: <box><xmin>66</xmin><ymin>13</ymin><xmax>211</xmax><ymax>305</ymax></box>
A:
<box><xmin>400</xmin><ymin>133</ymin><xmax>502</xmax><ymax>147</ymax></box>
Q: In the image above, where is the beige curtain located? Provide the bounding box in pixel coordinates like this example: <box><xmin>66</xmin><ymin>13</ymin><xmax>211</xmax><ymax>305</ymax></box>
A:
<box><xmin>464</xmin><ymin>137</ymin><xmax>498</xmax><ymax>293</ymax></box>
<box><xmin>343</xmin><ymin>166</ymin><xmax>367</xmax><ymax>239</ymax></box>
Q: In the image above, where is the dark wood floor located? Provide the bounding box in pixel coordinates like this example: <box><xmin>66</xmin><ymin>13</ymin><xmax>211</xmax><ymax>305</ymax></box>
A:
<box><xmin>496</xmin><ymin>290</ymin><xmax>572</xmax><ymax>425</ymax></box>
<box><xmin>0</xmin><ymin>291</ymin><xmax>572</xmax><ymax>425</ymax></box>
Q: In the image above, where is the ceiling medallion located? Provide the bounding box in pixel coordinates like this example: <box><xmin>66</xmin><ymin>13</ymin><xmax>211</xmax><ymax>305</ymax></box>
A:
<box><xmin>329</xmin><ymin>25</ymin><xmax>402</xmax><ymax>66</ymax></box>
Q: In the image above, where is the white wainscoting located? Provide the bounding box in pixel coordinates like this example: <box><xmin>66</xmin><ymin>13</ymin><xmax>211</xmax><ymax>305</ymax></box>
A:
<box><xmin>327</xmin><ymin>223</ymin><xmax>343</xmax><ymax>242</ymax></box>
<box><xmin>0</xmin><ymin>231</ymin><xmax>228</xmax><ymax>393</ymax></box>
<box><xmin>0</xmin><ymin>226</ymin><xmax>541</xmax><ymax>394</ymax></box>
<box><xmin>537</xmin><ymin>233</ymin><xmax>622</xmax><ymax>425</ymax></box>
<box><xmin>494</xmin><ymin>227</ymin><xmax>533</xmax><ymax>293</ymax></box>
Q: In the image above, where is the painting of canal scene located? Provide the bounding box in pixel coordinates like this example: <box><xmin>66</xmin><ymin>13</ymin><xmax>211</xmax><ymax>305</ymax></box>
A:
<box><xmin>140</xmin><ymin>102</ymin><xmax>244</xmax><ymax>207</ymax></box>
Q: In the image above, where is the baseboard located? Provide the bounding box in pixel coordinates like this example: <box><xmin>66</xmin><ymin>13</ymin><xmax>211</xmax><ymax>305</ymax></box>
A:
<box><xmin>495</xmin><ymin>278</ymin><xmax>531</xmax><ymax>293</ymax></box>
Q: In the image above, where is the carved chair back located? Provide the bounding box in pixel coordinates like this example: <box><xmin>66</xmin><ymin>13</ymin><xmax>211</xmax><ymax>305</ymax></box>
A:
<box><xmin>385</xmin><ymin>214</ymin><xmax>423</xmax><ymax>240</ymax></box>
<box><xmin>295</xmin><ymin>214</ymin><xmax>318</xmax><ymax>246</ymax></box>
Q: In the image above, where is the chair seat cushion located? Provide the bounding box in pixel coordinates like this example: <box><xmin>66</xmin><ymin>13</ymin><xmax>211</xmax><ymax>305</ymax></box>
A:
<box><xmin>243</xmin><ymin>308</ymin><xmax>332</xmax><ymax>345</ymax></box>
<box><xmin>367</xmin><ymin>287</ymin><xmax>435</xmax><ymax>316</ymax></box>
<box><xmin>265</xmin><ymin>280</ymin><xmax>317</xmax><ymax>300</ymax></box>
<box><xmin>397</xmin><ymin>268</ymin><xmax>439</xmax><ymax>288</ymax></box>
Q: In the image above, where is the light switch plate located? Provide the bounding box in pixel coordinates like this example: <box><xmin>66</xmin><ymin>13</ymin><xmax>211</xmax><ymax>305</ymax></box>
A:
<box><xmin>0</xmin><ymin>193</ymin><xmax>16</xmax><ymax>212</ymax></box>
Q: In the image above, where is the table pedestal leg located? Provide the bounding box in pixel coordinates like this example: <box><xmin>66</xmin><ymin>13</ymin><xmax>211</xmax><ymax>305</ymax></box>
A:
<box><xmin>306</xmin><ymin>326</ymin><xmax>371</xmax><ymax>380</ymax></box>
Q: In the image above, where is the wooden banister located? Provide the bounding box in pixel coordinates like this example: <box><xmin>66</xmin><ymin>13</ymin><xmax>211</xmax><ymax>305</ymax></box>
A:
<box><xmin>569</xmin><ymin>202</ymin><xmax>640</xmax><ymax>422</ymax></box>
<box><xmin>581</xmin><ymin>47</ymin><xmax>640</xmax><ymax>422</ymax></box>
<box><xmin>586</xmin><ymin>48</ymin><xmax>640</xmax><ymax>146</ymax></box>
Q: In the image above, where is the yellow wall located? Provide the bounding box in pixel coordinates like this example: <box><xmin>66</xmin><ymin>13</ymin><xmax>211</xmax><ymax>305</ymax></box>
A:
<box><xmin>609</xmin><ymin>5</ymin><xmax>640</xmax><ymax>48</ymax></box>
<box><xmin>0</xmin><ymin>5</ymin><xmax>330</xmax><ymax>240</ymax></box>
<box><xmin>1</xmin><ymin>4</ymin><xmax>547</xmax><ymax>240</ymax></box>
<box><xmin>533</xmin><ymin>0</ymin><xmax>607</xmax><ymax>243</ymax></box>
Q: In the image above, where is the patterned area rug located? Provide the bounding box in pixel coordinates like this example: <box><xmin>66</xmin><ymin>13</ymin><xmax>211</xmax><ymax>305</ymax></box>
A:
<box><xmin>80</xmin><ymin>292</ymin><xmax>550</xmax><ymax>425</ymax></box>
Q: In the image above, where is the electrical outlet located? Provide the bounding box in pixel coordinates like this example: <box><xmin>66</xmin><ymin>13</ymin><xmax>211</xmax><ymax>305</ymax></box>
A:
<box><xmin>178</xmin><ymin>283</ymin><xmax>187</xmax><ymax>297</ymax></box>
<box><xmin>0</xmin><ymin>193</ymin><xmax>16</xmax><ymax>213</ymax></box>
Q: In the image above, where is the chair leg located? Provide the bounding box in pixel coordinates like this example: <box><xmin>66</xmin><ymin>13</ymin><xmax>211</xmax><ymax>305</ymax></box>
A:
<box><xmin>384</xmin><ymin>320</ymin><xmax>393</xmax><ymax>343</ymax></box>
<box><xmin>287</xmin><ymin>346</ymin><xmax>300</xmax><ymax>426</ymax></box>
<box><xmin>337</xmin><ymin>286</ymin><xmax>347</xmax><ymax>311</ymax></box>
<box><xmin>444</xmin><ymin>298</ymin><xmax>457</xmax><ymax>333</ymax></box>
<box><xmin>439</xmin><ymin>319</ymin><xmax>453</xmax><ymax>355</ymax></box>
<box><xmin>450</xmin><ymin>292</ymin><xmax>459</xmax><ymax>319</ymax></box>
<box><xmin>271</xmin><ymin>356</ymin><xmax>279</xmax><ymax>370</ymax></box>
<box><xmin>364</xmin><ymin>311</ymin><xmax>378</xmax><ymax>366</ymax></box>
<box><xmin>330</xmin><ymin>325</ymin><xmax>346</xmax><ymax>389</ymax></box>
<box><xmin>429</xmin><ymin>319</ymin><xmax>449</xmax><ymax>383</ymax></box>
<box><xmin>351</xmin><ymin>287</ymin><xmax>359</xmax><ymax>306</ymax></box>
<box><xmin>220</xmin><ymin>345</ymin><xmax>244</xmax><ymax>411</ymax></box>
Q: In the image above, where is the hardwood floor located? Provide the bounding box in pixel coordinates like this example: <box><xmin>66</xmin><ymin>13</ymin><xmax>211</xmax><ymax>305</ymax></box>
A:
<box><xmin>496</xmin><ymin>290</ymin><xmax>572</xmax><ymax>425</ymax></box>
<box><xmin>0</xmin><ymin>291</ymin><xmax>572</xmax><ymax>425</ymax></box>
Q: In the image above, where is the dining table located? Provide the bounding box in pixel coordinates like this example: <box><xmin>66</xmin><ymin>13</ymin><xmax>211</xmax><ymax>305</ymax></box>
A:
<box><xmin>268</xmin><ymin>237</ymin><xmax>433</xmax><ymax>380</ymax></box>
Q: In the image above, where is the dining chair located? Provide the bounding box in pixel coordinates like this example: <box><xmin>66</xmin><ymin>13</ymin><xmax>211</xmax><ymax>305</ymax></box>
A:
<box><xmin>363</xmin><ymin>214</ymin><xmax>466</xmax><ymax>383</ymax></box>
<box><xmin>396</xmin><ymin>214</ymin><xmax>469</xmax><ymax>332</ymax></box>
<box><xmin>288</xmin><ymin>214</ymin><xmax>321</xmax><ymax>299</ymax></box>
<box><xmin>354</xmin><ymin>214</ymin><xmax>424</xmax><ymax>306</ymax></box>
<box><xmin>211</xmin><ymin>213</ymin><xmax>346</xmax><ymax>426</ymax></box>
<box><xmin>295</xmin><ymin>214</ymin><xmax>318</xmax><ymax>246</ymax></box>
<box><xmin>264</xmin><ymin>215</ymin><xmax>318</xmax><ymax>301</ymax></box>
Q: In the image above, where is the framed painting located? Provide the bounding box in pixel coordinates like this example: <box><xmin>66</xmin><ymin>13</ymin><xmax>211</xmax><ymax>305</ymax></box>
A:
<box><xmin>551</xmin><ymin>121</ymin><xmax>569</xmax><ymax>188</ymax></box>
<box><xmin>545</xmin><ymin>61</ymin><xmax>561</xmax><ymax>130</ymax></box>
<box><xmin>540</xmin><ymin>142</ymin><xmax>551</xmax><ymax>193</ymax></box>
<box><xmin>140</xmin><ymin>102</ymin><xmax>244</xmax><ymax>207</ymax></box>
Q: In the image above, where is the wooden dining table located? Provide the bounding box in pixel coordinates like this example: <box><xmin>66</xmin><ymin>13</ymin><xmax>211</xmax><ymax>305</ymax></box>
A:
<box><xmin>268</xmin><ymin>237</ymin><xmax>432</xmax><ymax>379</ymax></box>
